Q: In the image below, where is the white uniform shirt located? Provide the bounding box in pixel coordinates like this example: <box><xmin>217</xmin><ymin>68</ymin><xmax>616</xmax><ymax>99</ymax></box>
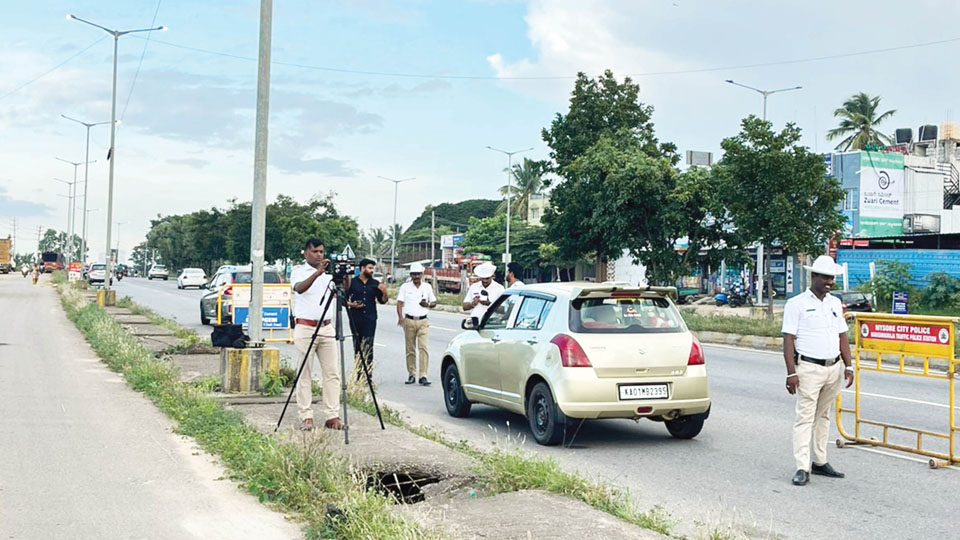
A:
<box><xmin>781</xmin><ymin>289</ymin><xmax>848</xmax><ymax>359</ymax></box>
<box><xmin>465</xmin><ymin>280</ymin><xmax>505</xmax><ymax>319</ymax></box>
<box><xmin>508</xmin><ymin>280</ymin><xmax>525</xmax><ymax>289</ymax></box>
<box><xmin>397</xmin><ymin>281</ymin><xmax>437</xmax><ymax>317</ymax></box>
<box><xmin>290</xmin><ymin>264</ymin><xmax>333</xmax><ymax>321</ymax></box>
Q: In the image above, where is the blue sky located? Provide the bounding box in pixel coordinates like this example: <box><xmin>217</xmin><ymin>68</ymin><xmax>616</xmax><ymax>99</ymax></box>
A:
<box><xmin>3</xmin><ymin>0</ymin><xmax>960</xmax><ymax>260</ymax></box>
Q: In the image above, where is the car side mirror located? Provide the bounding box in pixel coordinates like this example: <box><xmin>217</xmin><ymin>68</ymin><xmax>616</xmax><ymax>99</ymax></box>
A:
<box><xmin>461</xmin><ymin>317</ymin><xmax>478</xmax><ymax>331</ymax></box>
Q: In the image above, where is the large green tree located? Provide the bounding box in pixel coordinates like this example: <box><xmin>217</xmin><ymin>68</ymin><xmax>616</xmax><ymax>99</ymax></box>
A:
<box><xmin>827</xmin><ymin>92</ymin><xmax>896</xmax><ymax>151</ymax></box>
<box><xmin>460</xmin><ymin>213</ymin><xmax>546</xmax><ymax>273</ymax></box>
<box><xmin>717</xmin><ymin>116</ymin><xmax>845</xmax><ymax>314</ymax></box>
<box><xmin>541</xmin><ymin>70</ymin><xmax>677</xmax><ymax>281</ymax></box>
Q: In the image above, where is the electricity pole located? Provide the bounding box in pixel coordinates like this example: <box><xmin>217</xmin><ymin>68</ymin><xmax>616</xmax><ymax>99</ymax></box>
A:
<box><xmin>485</xmin><ymin>146</ymin><xmax>532</xmax><ymax>262</ymax></box>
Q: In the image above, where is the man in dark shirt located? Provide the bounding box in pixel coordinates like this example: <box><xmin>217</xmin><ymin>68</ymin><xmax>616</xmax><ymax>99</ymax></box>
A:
<box><xmin>346</xmin><ymin>259</ymin><xmax>388</xmax><ymax>381</ymax></box>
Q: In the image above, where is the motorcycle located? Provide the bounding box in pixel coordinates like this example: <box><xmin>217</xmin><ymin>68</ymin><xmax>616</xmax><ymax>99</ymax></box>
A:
<box><xmin>714</xmin><ymin>283</ymin><xmax>753</xmax><ymax>308</ymax></box>
<box><xmin>115</xmin><ymin>270</ymin><xmax>124</xmax><ymax>282</ymax></box>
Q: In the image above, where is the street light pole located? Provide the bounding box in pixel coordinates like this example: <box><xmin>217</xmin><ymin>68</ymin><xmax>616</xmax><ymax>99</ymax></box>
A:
<box><xmin>62</xmin><ymin>114</ymin><xmax>109</xmax><ymax>264</ymax></box>
<box><xmin>724</xmin><ymin>79</ymin><xmax>802</xmax><ymax>306</ymax></box>
<box><xmin>485</xmin><ymin>146</ymin><xmax>533</xmax><ymax>262</ymax></box>
<box><xmin>68</xmin><ymin>13</ymin><xmax>165</xmax><ymax>289</ymax></box>
<box><xmin>56</xmin><ymin>157</ymin><xmax>94</xmax><ymax>262</ymax></box>
<box><xmin>378</xmin><ymin>176</ymin><xmax>415</xmax><ymax>280</ymax></box>
<box><xmin>53</xmin><ymin>182</ymin><xmax>73</xmax><ymax>260</ymax></box>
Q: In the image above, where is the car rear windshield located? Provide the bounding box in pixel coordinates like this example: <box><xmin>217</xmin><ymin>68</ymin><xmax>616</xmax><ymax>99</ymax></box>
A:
<box><xmin>234</xmin><ymin>271</ymin><xmax>282</xmax><ymax>284</ymax></box>
<box><xmin>153</xmin><ymin>266</ymin><xmax>166</xmax><ymax>270</ymax></box>
<box><xmin>184</xmin><ymin>269</ymin><xmax>204</xmax><ymax>275</ymax></box>
<box><xmin>570</xmin><ymin>295</ymin><xmax>686</xmax><ymax>333</ymax></box>
<box><xmin>91</xmin><ymin>264</ymin><xmax>105</xmax><ymax>270</ymax></box>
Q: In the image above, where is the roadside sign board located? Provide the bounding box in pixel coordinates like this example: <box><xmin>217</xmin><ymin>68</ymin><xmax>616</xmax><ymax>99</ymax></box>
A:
<box><xmin>68</xmin><ymin>262</ymin><xmax>82</xmax><ymax>282</ymax></box>
<box><xmin>892</xmin><ymin>291</ymin><xmax>909</xmax><ymax>314</ymax></box>
<box><xmin>858</xmin><ymin>314</ymin><xmax>953</xmax><ymax>357</ymax></box>
<box><xmin>233</xmin><ymin>306</ymin><xmax>290</xmax><ymax>329</ymax></box>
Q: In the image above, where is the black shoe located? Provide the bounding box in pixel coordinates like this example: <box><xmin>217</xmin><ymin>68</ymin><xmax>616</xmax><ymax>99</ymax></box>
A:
<box><xmin>419</xmin><ymin>377</ymin><xmax>431</xmax><ymax>386</ymax></box>
<box><xmin>405</xmin><ymin>376</ymin><xmax>416</xmax><ymax>384</ymax></box>
<box><xmin>811</xmin><ymin>462</ymin><xmax>845</xmax><ymax>478</ymax></box>
<box><xmin>792</xmin><ymin>470</ymin><xmax>810</xmax><ymax>486</ymax></box>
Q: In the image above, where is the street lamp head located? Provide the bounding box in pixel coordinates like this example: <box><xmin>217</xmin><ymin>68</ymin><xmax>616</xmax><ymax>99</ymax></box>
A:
<box><xmin>159</xmin><ymin>26</ymin><xmax>168</xmax><ymax>32</ymax></box>
<box><xmin>67</xmin><ymin>13</ymin><xmax>76</xmax><ymax>20</ymax></box>
<box><xmin>725</xmin><ymin>79</ymin><xmax>734</xmax><ymax>83</ymax></box>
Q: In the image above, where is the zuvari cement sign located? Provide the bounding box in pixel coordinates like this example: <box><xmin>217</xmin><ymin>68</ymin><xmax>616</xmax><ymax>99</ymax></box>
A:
<box><xmin>858</xmin><ymin>151</ymin><xmax>904</xmax><ymax>237</ymax></box>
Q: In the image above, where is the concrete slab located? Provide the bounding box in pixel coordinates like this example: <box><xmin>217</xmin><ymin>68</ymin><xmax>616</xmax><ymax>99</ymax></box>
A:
<box><xmin>104</xmin><ymin>306</ymin><xmax>134</xmax><ymax>316</ymax></box>
<box><xmin>166</xmin><ymin>353</ymin><xmax>219</xmax><ymax>383</ymax></box>
<box><xmin>139</xmin><ymin>335</ymin><xmax>184</xmax><ymax>354</ymax></box>
<box><xmin>112</xmin><ymin>314</ymin><xmax>153</xmax><ymax>325</ymax></box>
<box><xmin>404</xmin><ymin>489</ymin><xmax>668</xmax><ymax>540</ymax></box>
<box><xmin>125</xmin><ymin>324</ymin><xmax>175</xmax><ymax>337</ymax></box>
<box><xmin>239</xmin><ymin>402</ymin><xmax>476</xmax><ymax>480</ymax></box>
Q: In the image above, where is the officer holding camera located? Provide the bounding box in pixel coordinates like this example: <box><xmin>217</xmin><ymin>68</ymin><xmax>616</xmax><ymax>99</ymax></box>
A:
<box><xmin>346</xmin><ymin>258</ymin><xmax>388</xmax><ymax>381</ymax></box>
<box><xmin>462</xmin><ymin>262</ymin><xmax>504</xmax><ymax>322</ymax></box>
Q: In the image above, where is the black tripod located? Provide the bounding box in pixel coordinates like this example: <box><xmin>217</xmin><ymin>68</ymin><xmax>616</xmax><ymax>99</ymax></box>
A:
<box><xmin>275</xmin><ymin>280</ymin><xmax>385</xmax><ymax>444</ymax></box>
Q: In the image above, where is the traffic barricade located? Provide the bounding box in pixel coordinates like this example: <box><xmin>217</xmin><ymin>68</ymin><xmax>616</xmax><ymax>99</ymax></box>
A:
<box><xmin>836</xmin><ymin>313</ymin><xmax>959</xmax><ymax>468</ymax></box>
<box><xmin>217</xmin><ymin>283</ymin><xmax>293</xmax><ymax>343</ymax></box>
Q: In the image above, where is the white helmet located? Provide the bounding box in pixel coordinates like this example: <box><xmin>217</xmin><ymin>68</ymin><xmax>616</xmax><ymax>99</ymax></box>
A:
<box><xmin>409</xmin><ymin>262</ymin><xmax>425</xmax><ymax>273</ymax></box>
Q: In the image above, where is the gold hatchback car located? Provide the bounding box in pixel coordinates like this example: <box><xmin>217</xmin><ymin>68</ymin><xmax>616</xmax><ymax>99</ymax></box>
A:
<box><xmin>441</xmin><ymin>283</ymin><xmax>711</xmax><ymax>445</ymax></box>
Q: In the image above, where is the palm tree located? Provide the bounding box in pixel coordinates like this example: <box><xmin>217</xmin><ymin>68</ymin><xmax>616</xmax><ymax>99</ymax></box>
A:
<box><xmin>367</xmin><ymin>227</ymin><xmax>388</xmax><ymax>258</ymax></box>
<box><xmin>497</xmin><ymin>158</ymin><xmax>544</xmax><ymax>220</ymax></box>
<box><xmin>827</xmin><ymin>92</ymin><xmax>896</xmax><ymax>151</ymax></box>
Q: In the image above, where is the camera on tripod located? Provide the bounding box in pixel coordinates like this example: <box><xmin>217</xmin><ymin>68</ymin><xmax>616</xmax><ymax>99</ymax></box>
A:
<box><xmin>329</xmin><ymin>252</ymin><xmax>355</xmax><ymax>285</ymax></box>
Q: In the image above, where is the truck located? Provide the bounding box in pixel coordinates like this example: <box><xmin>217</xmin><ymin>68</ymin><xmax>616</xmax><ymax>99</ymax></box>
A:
<box><xmin>0</xmin><ymin>237</ymin><xmax>11</xmax><ymax>274</ymax></box>
<box><xmin>41</xmin><ymin>251</ymin><xmax>64</xmax><ymax>273</ymax></box>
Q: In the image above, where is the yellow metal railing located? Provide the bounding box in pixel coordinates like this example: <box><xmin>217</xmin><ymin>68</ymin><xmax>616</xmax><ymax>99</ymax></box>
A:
<box><xmin>836</xmin><ymin>313</ymin><xmax>958</xmax><ymax>468</ymax></box>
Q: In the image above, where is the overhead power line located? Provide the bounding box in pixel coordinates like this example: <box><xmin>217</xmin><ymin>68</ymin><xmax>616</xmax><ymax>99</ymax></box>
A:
<box><xmin>133</xmin><ymin>33</ymin><xmax>960</xmax><ymax>80</ymax></box>
<box><xmin>0</xmin><ymin>36</ymin><xmax>107</xmax><ymax>101</ymax></box>
<box><xmin>120</xmin><ymin>0</ymin><xmax>163</xmax><ymax>122</ymax></box>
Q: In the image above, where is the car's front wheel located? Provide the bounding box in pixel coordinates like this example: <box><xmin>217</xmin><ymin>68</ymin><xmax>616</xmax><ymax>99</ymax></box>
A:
<box><xmin>442</xmin><ymin>363</ymin><xmax>471</xmax><ymax>418</ymax></box>
<box><xmin>665</xmin><ymin>415</ymin><xmax>705</xmax><ymax>439</ymax></box>
<box><xmin>200</xmin><ymin>308</ymin><xmax>210</xmax><ymax>326</ymax></box>
<box><xmin>527</xmin><ymin>382</ymin><xmax>566</xmax><ymax>446</ymax></box>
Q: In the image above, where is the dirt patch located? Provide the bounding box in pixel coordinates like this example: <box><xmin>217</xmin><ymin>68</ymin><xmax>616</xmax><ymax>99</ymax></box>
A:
<box><xmin>366</xmin><ymin>469</ymin><xmax>442</xmax><ymax>504</ymax></box>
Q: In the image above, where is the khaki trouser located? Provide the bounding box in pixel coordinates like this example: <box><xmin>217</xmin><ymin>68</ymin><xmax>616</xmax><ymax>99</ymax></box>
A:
<box><xmin>793</xmin><ymin>359</ymin><xmax>844</xmax><ymax>471</ymax></box>
<box><xmin>293</xmin><ymin>323</ymin><xmax>339</xmax><ymax>422</ymax></box>
<box><xmin>403</xmin><ymin>317</ymin><xmax>429</xmax><ymax>378</ymax></box>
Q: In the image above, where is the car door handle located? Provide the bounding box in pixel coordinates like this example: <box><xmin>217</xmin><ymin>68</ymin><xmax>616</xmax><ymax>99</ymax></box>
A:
<box><xmin>491</xmin><ymin>335</ymin><xmax>501</xmax><ymax>343</ymax></box>
<box><xmin>526</xmin><ymin>337</ymin><xmax>538</xmax><ymax>345</ymax></box>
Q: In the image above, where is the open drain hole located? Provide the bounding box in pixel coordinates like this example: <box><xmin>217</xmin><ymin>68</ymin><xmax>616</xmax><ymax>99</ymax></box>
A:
<box><xmin>367</xmin><ymin>470</ymin><xmax>441</xmax><ymax>504</ymax></box>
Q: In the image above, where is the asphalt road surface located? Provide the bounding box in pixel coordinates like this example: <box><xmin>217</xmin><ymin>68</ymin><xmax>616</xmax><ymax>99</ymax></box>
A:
<box><xmin>0</xmin><ymin>275</ymin><xmax>302</xmax><ymax>540</ymax></box>
<box><xmin>116</xmin><ymin>277</ymin><xmax>959</xmax><ymax>540</ymax></box>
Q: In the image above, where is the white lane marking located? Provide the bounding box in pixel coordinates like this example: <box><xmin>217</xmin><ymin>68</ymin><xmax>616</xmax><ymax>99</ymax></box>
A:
<box><xmin>701</xmin><ymin>343</ymin><xmax>779</xmax><ymax>356</ymax></box>
<box><xmin>841</xmin><ymin>389</ymin><xmax>958</xmax><ymax>410</ymax></box>
<box><xmin>432</xmin><ymin>325</ymin><xmax>460</xmax><ymax>332</ymax></box>
<box><xmin>831</xmin><ymin>441</ymin><xmax>960</xmax><ymax>471</ymax></box>
<box><xmin>375</xmin><ymin>343</ymin><xmax>386</xmax><ymax>348</ymax></box>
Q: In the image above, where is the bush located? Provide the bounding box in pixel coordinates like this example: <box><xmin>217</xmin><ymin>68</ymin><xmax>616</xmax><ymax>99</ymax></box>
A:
<box><xmin>921</xmin><ymin>272</ymin><xmax>960</xmax><ymax>310</ymax></box>
<box><xmin>859</xmin><ymin>260</ymin><xmax>913</xmax><ymax>311</ymax></box>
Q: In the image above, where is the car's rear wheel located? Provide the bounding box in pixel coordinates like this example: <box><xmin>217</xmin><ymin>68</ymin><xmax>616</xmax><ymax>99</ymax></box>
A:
<box><xmin>200</xmin><ymin>308</ymin><xmax>210</xmax><ymax>326</ymax></box>
<box><xmin>442</xmin><ymin>363</ymin><xmax>471</xmax><ymax>418</ymax></box>
<box><xmin>527</xmin><ymin>382</ymin><xmax>566</xmax><ymax>446</ymax></box>
<box><xmin>665</xmin><ymin>415</ymin><xmax>705</xmax><ymax>439</ymax></box>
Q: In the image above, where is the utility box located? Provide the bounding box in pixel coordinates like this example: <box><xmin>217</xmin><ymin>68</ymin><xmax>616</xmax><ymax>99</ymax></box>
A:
<box><xmin>220</xmin><ymin>347</ymin><xmax>279</xmax><ymax>393</ymax></box>
<box><xmin>96</xmin><ymin>289</ymin><xmax>116</xmax><ymax>307</ymax></box>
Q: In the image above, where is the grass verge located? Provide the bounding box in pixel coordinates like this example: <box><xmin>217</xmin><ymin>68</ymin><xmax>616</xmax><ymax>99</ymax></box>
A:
<box><xmin>58</xmin><ymin>286</ymin><xmax>433</xmax><ymax>540</ymax></box>
<box><xmin>680</xmin><ymin>308</ymin><xmax>783</xmax><ymax>338</ymax></box>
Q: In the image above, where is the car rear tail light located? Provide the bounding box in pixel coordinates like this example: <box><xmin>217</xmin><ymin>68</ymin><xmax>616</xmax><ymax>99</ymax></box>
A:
<box><xmin>550</xmin><ymin>334</ymin><xmax>592</xmax><ymax>367</ymax></box>
<box><xmin>636</xmin><ymin>406</ymin><xmax>653</xmax><ymax>414</ymax></box>
<box><xmin>688</xmin><ymin>336</ymin><xmax>705</xmax><ymax>366</ymax></box>
<box><xmin>865</xmin><ymin>302</ymin><xmax>872</xmax><ymax>310</ymax></box>
<box><xmin>223</xmin><ymin>286</ymin><xmax>233</xmax><ymax>297</ymax></box>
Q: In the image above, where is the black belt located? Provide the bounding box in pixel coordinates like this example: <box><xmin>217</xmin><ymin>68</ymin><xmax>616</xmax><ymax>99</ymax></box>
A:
<box><xmin>798</xmin><ymin>355</ymin><xmax>840</xmax><ymax>366</ymax></box>
<box><xmin>405</xmin><ymin>314</ymin><xmax>427</xmax><ymax>320</ymax></box>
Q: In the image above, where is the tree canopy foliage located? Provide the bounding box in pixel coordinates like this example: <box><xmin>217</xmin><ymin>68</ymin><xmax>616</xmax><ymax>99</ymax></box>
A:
<box><xmin>407</xmin><ymin>199</ymin><xmax>499</xmax><ymax>232</ymax></box>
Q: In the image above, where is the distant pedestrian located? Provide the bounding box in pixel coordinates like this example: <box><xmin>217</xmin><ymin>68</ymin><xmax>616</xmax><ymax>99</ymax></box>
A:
<box><xmin>462</xmin><ymin>262</ymin><xmax>504</xmax><ymax>323</ymax></box>
<box><xmin>396</xmin><ymin>263</ymin><xmax>436</xmax><ymax>386</ymax></box>
<box><xmin>506</xmin><ymin>262</ymin><xmax>524</xmax><ymax>289</ymax></box>
<box><xmin>290</xmin><ymin>238</ymin><xmax>343</xmax><ymax>432</ymax></box>
<box><xmin>31</xmin><ymin>265</ymin><xmax>39</xmax><ymax>285</ymax></box>
<box><xmin>346</xmin><ymin>258</ymin><xmax>388</xmax><ymax>381</ymax></box>
<box><xmin>782</xmin><ymin>255</ymin><xmax>854</xmax><ymax>486</ymax></box>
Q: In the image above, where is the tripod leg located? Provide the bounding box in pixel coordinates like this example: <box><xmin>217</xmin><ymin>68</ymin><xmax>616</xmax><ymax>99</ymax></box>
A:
<box><xmin>359</xmin><ymin>335</ymin><xmax>385</xmax><ymax>430</ymax></box>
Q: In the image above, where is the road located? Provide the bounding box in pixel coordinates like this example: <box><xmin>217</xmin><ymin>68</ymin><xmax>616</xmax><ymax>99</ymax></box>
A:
<box><xmin>116</xmin><ymin>277</ymin><xmax>959</xmax><ymax>540</ymax></box>
<box><xmin>0</xmin><ymin>275</ymin><xmax>303</xmax><ymax>539</ymax></box>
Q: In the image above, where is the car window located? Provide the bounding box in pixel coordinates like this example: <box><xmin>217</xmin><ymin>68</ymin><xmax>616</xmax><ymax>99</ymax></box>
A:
<box><xmin>235</xmin><ymin>271</ymin><xmax>282</xmax><ymax>284</ymax></box>
<box><xmin>483</xmin><ymin>294</ymin><xmax>522</xmax><ymax>330</ymax></box>
<box><xmin>570</xmin><ymin>295</ymin><xmax>685</xmax><ymax>334</ymax></box>
<box><xmin>512</xmin><ymin>297</ymin><xmax>552</xmax><ymax>330</ymax></box>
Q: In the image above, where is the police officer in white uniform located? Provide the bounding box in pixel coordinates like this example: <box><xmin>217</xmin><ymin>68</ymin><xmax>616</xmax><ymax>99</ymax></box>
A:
<box><xmin>462</xmin><ymin>262</ymin><xmax>504</xmax><ymax>322</ymax></box>
<box><xmin>782</xmin><ymin>255</ymin><xmax>854</xmax><ymax>486</ymax></box>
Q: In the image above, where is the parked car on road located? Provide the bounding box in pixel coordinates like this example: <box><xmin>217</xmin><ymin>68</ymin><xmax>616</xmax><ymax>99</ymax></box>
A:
<box><xmin>830</xmin><ymin>290</ymin><xmax>874</xmax><ymax>314</ymax></box>
<box><xmin>148</xmin><ymin>264</ymin><xmax>169</xmax><ymax>280</ymax></box>
<box><xmin>199</xmin><ymin>267</ymin><xmax>284</xmax><ymax>325</ymax></box>
<box><xmin>87</xmin><ymin>263</ymin><xmax>112</xmax><ymax>286</ymax></box>
<box><xmin>177</xmin><ymin>268</ymin><xmax>207</xmax><ymax>289</ymax></box>
<box><xmin>440</xmin><ymin>282</ymin><xmax>711</xmax><ymax>445</ymax></box>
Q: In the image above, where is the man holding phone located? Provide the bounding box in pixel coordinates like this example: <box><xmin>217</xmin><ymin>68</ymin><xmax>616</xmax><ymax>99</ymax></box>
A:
<box><xmin>346</xmin><ymin>258</ymin><xmax>388</xmax><ymax>381</ymax></box>
<box><xmin>462</xmin><ymin>262</ymin><xmax>505</xmax><ymax>323</ymax></box>
<box><xmin>396</xmin><ymin>262</ymin><xmax>437</xmax><ymax>386</ymax></box>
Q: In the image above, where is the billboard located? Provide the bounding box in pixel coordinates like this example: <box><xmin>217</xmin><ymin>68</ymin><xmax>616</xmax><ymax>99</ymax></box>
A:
<box><xmin>858</xmin><ymin>151</ymin><xmax>904</xmax><ymax>237</ymax></box>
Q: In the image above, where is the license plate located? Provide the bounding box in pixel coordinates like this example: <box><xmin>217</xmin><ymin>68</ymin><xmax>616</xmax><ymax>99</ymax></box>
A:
<box><xmin>618</xmin><ymin>384</ymin><xmax>668</xmax><ymax>400</ymax></box>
